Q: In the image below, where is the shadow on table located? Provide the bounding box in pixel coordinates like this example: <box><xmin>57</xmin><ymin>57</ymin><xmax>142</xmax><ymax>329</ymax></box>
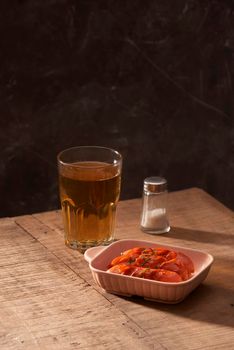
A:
<box><xmin>165</xmin><ymin>226</ymin><xmax>234</xmax><ymax>246</ymax></box>
<box><xmin>126</xmin><ymin>281</ymin><xmax>234</xmax><ymax>328</ymax></box>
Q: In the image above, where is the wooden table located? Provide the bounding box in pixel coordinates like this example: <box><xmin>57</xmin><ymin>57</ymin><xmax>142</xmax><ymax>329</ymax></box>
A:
<box><xmin>0</xmin><ymin>188</ymin><xmax>233</xmax><ymax>350</ymax></box>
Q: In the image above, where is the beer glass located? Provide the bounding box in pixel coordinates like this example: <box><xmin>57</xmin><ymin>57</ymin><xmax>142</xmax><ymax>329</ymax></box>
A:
<box><xmin>57</xmin><ymin>146</ymin><xmax>122</xmax><ymax>252</ymax></box>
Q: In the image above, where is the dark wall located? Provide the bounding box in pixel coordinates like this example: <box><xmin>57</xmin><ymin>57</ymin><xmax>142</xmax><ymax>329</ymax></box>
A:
<box><xmin>0</xmin><ymin>0</ymin><xmax>234</xmax><ymax>217</ymax></box>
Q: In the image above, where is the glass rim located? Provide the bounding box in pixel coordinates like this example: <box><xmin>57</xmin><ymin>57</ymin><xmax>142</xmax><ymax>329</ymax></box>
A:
<box><xmin>57</xmin><ymin>145</ymin><xmax>122</xmax><ymax>168</ymax></box>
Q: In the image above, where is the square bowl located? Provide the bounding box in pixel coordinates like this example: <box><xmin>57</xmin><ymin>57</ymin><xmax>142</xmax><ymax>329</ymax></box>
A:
<box><xmin>84</xmin><ymin>239</ymin><xmax>214</xmax><ymax>303</ymax></box>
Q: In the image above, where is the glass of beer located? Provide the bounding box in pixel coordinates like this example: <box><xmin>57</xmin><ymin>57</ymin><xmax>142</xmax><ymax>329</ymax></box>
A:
<box><xmin>57</xmin><ymin>146</ymin><xmax>122</xmax><ymax>252</ymax></box>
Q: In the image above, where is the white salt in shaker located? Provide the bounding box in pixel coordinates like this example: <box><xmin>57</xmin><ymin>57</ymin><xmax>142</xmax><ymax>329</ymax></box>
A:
<box><xmin>140</xmin><ymin>176</ymin><xmax>170</xmax><ymax>234</ymax></box>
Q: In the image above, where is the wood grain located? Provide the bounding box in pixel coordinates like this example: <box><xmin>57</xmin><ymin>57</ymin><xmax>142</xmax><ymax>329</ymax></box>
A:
<box><xmin>1</xmin><ymin>188</ymin><xmax>234</xmax><ymax>349</ymax></box>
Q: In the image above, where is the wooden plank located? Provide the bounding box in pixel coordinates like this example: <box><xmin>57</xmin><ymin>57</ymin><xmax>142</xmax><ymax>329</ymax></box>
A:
<box><xmin>1</xmin><ymin>188</ymin><xmax>234</xmax><ymax>350</ymax></box>
<box><xmin>0</xmin><ymin>219</ymin><xmax>156</xmax><ymax>349</ymax></box>
<box><xmin>14</xmin><ymin>188</ymin><xmax>234</xmax><ymax>350</ymax></box>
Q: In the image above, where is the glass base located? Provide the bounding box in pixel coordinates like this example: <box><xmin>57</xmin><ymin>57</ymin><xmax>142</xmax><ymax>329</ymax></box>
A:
<box><xmin>65</xmin><ymin>238</ymin><xmax>114</xmax><ymax>253</ymax></box>
<box><xmin>141</xmin><ymin>225</ymin><xmax>170</xmax><ymax>235</ymax></box>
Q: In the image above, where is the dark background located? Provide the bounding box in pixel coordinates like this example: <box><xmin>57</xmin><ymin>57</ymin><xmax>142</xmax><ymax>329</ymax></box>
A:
<box><xmin>0</xmin><ymin>0</ymin><xmax>234</xmax><ymax>218</ymax></box>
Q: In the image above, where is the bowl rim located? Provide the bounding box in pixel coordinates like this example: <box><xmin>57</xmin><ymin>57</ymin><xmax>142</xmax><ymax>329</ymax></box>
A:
<box><xmin>87</xmin><ymin>238</ymin><xmax>214</xmax><ymax>286</ymax></box>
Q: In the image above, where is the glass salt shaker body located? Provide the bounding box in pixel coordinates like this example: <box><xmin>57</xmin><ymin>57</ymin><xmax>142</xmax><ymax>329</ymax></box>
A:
<box><xmin>140</xmin><ymin>176</ymin><xmax>170</xmax><ymax>234</ymax></box>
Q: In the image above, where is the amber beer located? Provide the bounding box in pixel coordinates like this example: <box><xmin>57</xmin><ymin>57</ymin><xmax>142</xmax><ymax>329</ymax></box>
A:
<box><xmin>58</xmin><ymin>147</ymin><xmax>122</xmax><ymax>252</ymax></box>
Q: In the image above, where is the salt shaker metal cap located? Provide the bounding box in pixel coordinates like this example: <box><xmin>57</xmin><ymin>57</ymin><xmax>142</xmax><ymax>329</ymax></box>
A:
<box><xmin>141</xmin><ymin>176</ymin><xmax>170</xmax><ymax>234</ymax></box>
<box><xmin>144</xmin><ymin>176</ymin><xmax>167</xmax><ymax>193</ymax></box>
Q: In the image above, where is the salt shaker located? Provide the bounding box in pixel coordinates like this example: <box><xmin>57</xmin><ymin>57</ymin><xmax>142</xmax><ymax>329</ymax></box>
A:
<box><xmin>140</xmin><ymin>176</ymin><xmax>170</xmax><ymax>234</ymax></box>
